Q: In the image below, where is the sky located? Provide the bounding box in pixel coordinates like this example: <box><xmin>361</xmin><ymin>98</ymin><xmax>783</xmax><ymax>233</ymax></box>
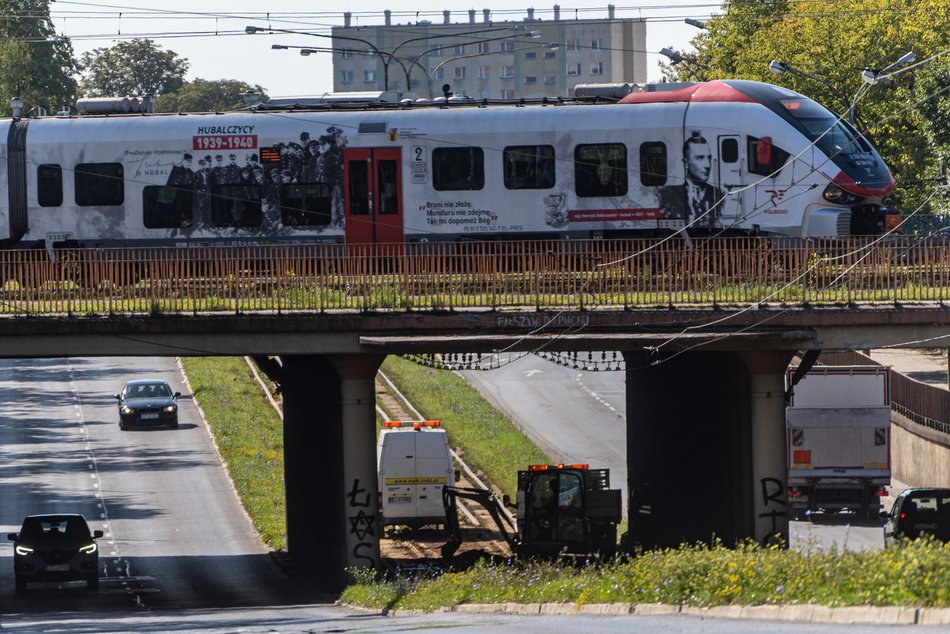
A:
<box><xmin>50</xmin><ymin>1</ymin><xmax>722</xmax><ymax>97</ymax></box>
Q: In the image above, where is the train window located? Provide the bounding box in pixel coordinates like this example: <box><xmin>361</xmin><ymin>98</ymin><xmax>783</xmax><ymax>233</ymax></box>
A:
<box><xmin>210</xmin><ymin>185</ymin><xmax>262</xmax><ymax>227</ymax></box>
<box><xmin>433</xmin><ymin>147</ymin><xmax>484</xmax><ymax>191</ymax></box>
<box><xmin>747</xmin><ymin>136</ymin><xmax>791</xmax><ymax>176</ymax></box>
<box><xmin>574</xmin><ymin>143</ymin><xmax>627</xmax><ymax>197</ymax></box>
<box><xmin>503</xmin><ymin>145</ymin><xmax>555</xmax><ymax>190</ymax></box>
<box><xmin>75</xmin><ymin>163</ymin><xmax>123</xmax><ymax>206</ymax></box>
<box><xmin>639</xmin><ymin>142</ymin><xmax>667</xmax><ymax>187</ymax></box>
<box><xmin>721</xmin><ymin>138</ymin><xmax>739</xmax><ymax>163</ymax></box>
<box><xmin>37</xmin><ymin>164</ymin><xmax>63</xmax><ymax>207</ymax></box>
<box><xmin>377</xmin><ymin>159</ymin><xmax>399</xmax><ymax>214</ymax></box>
<box><xmin>281</xmin><ymin>183</ymin><xmax>331</xmax><ymax>226</ymax></box>
<box><xmin>143</xmin><ymin>186</ymin><xmax>194</xmax><ymax>228</ymax></box>
<box><xmin>348</xmin><ymin>159</ymin><xmax>369</xmax><ymax>215</ymax></box>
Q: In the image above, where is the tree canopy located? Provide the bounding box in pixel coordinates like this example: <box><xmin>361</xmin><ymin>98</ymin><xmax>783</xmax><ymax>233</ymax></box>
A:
<box><xmin>0</xmin><ymin>0</ymin><xmax>79</xmax><ymax>116</ymax></box>
<box><xmin>79</xmin><ymin>39</ymin><xmax>189</xmax><ymax>98</ymax></box>
<box><xmin>678</xmin><ymin>0</ymin><xmax>950</xmax><ymax>216</ymax></box>
<box><xmin>156</xmin><ymin>78</ymin><xmax>267</xmax><ymax>113</ymax></box>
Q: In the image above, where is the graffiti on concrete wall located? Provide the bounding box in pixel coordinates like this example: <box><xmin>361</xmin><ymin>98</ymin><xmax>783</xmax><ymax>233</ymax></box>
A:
<box><xmin>758</xmin><ymin>476</ymin><xmax>787</xmax><ymax>545</ymax></box>
<box><xmin>347</xmin><ymin>478</ymin><xmax>377</xmax><ymax>566</ymax></box>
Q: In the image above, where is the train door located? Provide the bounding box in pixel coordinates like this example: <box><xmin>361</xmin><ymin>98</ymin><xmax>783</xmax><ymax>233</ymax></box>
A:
<box><xmin>343</xmin><ymin>147</ymin><xmax>403</xmax><ymax>253</ymax></box>
<box><xmin>717</xmin><ymin>134</ymin><xmax>743</xmax><ymax>220</ymax></box>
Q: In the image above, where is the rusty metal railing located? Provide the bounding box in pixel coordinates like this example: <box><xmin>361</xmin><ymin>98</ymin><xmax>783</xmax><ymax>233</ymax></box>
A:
<box><xmin>0</xmin><ymin>236</ymin><xmax>947</xmax><ymax>315</ymax></box>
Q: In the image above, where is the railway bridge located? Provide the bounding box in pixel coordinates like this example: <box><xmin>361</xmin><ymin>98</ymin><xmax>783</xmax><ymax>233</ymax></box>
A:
<box><xmin>0</xmin><ymin>238</ymin><xmax>947</xmax><ymax>590</ymax></box>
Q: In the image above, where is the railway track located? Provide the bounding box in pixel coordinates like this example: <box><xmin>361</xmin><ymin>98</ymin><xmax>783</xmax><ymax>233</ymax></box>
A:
<box><xmin>244</xmin><ymin>357</ymin><xmax>512</xmax><ymax>567</ymax></box>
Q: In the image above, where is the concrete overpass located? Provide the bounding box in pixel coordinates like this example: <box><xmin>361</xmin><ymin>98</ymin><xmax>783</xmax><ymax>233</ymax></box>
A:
<box><xmin>1</xmin><ymin>303</ymin><xmax>947</xmax><ymax>591</ymax></box>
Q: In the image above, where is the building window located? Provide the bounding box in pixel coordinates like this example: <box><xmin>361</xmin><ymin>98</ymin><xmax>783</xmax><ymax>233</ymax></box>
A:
<box><xmin>525</xmin><ymin>76</ymin><xmax>537</xmax><ymax>84</ymax></box>
<box><xmin>639</xmin><ymin>142</ymin><xmax>668</xmax><ymax>186</ymax></box>
<box><xmin>454</xmin><ymin>66</ymin><xmax>466</xmax><ymax>80</ymax></box>
<box><xmin>341</xmin><ymin>49</ymin><xmax>353</xmax><ymax>59</ymax></box>
<box><xmin>590</xmin><ymin>39</ymin><xmax>602</xmax><ymax>50</ymax></box>
<box><xmin>37</xmin><ymin>164</ymin><xmax>63</xmax><ymax>207</ymax></box>
<box><xmin>504</xmin><ymin>145</ymin><xmax>556</xmax><ymax>189</ymax></box>
<box><xmin>75</xmin><ymin>163</ymin><xmax>124</xmax><ymax>206</ymax></box>
<box><xmin>567</xmin><ymin>63</ymin><xmax>581</xmax><ymax>76</ymax></box>
<box><xmin>430</xmin><ymin>47</ymin><xmax>443</xmax><ymax>57</ymax></box>
<box><xmin>500</xmin><ymin>40</ymin><xmax>514</xmax><ymax>52</ymax></box>
<box><xmin>544</xmin><ymin>75</ymin><xmax>556</xmax><ymax>84</ymax></box>
<box><xmin>501</xmin><ymin>89</ymin><xmax>515</xmax><ymax>100</ymax></box>
<box><xmin>479</xmin><ymin>89</ymin><xmax>491</xmax><ymax>99</ymax></box>
<box><xmin>341</xmin><ymin>70</ymin><xmax>354</xmax><ymax>84</ymax></box>
<box><xmin>479</xmin><ymin>65</ymin><xmax>491</xmax><ymax>79</ymax></box>
<box><xmin>590</xmin><ymin>62</ymin><xmax>603</xmax><ymax>76</ymax></box>
<box><xmin>544</xmin><ymin>51</ymin><xmax>557</xmax><ymax>59</ymax></box>
<box><xmin>363</xmin><ymin>70</ymin><xmax>376</xmax><ymax>82</ymax></box>
<box><xmin>525</xmin><ymin>51</ymin><xmax>537</xmax><ymax>60</ymax></box>
<box><xmin>478</xmin><ymin>41</ymin><xmax>490</xmax><ymax>54</ymax></box>
<box><xmin>454</xmin><ymin>44</ymin><xmax>465</xmax><ymax>55</ymax></box>
<box><xmin>567</xmin><ymin>38</ymin><xmax>581</xmax><ymax>52</ymax></box>
<box><xmin>409</xmin><ymin>78</ymin><xmax>420</xmax><ymax>89</ymax></box>
<box><xmin>434</xmin><ymin>68</ymin><xmax>445</xmax><ymax>80</ymax></box>
<box><xmin>500</xmin><ymin>65</ymin><xmax>514</xmax><ymax>78</ymax></box>
<box><xmin>574</xmin><ymin>143</ymin><xmax>628</xmax><ymax>198</ymax></box>
<box><xmin>432</xmin><ymin>147</ymin><xmax>484</xmax><ymax>191</ymax></box>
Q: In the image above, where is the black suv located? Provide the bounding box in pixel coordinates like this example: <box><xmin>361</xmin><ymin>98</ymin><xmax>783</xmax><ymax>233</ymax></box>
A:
<box><xmin>7</xmin><ymin>514</ymin><xmax>103</xmax><ymax>591</ymax></box>
<box><xmin>881</xmin><ymin>487</ymin><xmax>950</xmax><ymax>547</ymax></box>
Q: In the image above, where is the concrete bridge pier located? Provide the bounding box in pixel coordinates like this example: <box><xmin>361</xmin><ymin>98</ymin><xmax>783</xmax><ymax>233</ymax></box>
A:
<box><xmin>740</xmin><ymin>351</ymin><xmax>795</xmax><ymax>546</ymax></box>
<box><xmin>279</xmin><ymin>354</ymin><xmax>383</xmax><ymax>592</ymax></box>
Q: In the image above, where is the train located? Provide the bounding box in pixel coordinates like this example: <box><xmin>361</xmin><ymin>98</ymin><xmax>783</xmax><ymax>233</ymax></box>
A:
<box><xmin>0</xmin><ymin>79</ymin><xmax>898</xmax><ymax>252</ymax></box>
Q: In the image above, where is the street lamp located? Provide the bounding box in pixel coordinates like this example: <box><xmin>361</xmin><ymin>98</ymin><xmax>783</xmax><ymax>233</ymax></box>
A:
<box><xmin>684</xmin><ymin>18</ymin><xmax>707</xmax><ymax>29</ymax></box>
<box><xmin>660</xmin><ymin>47</ymin><xmax>708</xmax><ymax>70</ymax></box>
<box><xmin>769</xmin><ymin>51</ymin><xmax>916</xmax><ymax>127</ymax></box>
<box><xmin>248</xmin><ymin>23</ymin><xmax>531</xmax><ymax>92</ymax></box>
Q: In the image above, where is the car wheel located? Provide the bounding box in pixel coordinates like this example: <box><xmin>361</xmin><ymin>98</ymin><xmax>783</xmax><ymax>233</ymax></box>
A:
<box><xmin>87</xmin><ymin>574</ymin><xmax>99</xmax><ymax>591</ymax></box>
<box><xmin>119</xmin><ymin>422</ymin><xmax>126</xmax><ymax>431</ymax></box>
<box><xmin>14</xmin><ymin>575</ymin><xmax>25</xmax><ymax>592</ymax></box>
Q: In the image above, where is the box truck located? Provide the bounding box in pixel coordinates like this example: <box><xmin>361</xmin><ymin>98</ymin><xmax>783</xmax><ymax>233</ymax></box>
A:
<box><xmin>785</xmin><ymin>365</ymin><xmax>891</xmax><ymax>520</ymax></box>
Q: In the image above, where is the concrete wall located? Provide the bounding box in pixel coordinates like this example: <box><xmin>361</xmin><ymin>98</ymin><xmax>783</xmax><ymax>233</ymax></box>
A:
<box><xmin>891</xmin><ymin>414</ymin><xmax>950</xmax><ymax>488</ymax></box>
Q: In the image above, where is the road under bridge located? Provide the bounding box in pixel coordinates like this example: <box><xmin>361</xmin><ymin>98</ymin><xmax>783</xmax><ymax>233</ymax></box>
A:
<box><xmin>0</xmin><ymin>304</ymin><xmax>946</xmax><ymax>591</ymax></box>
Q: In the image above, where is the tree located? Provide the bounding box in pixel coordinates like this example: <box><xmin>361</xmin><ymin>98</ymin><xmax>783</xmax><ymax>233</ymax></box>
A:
<box><xmin>684</xmin><ymin>0</ymin><xmax>950</xmax><ymax>216</ymax></box>
<box><xmin>79</xmin><ymin>39</ymin><xmax>189</xmax><ymax>98</ymax></box>
<box><xmin>156</xmin><ymin>78</ymin><xmax>268</xmax><ymax>113</ymax></box>
<box><xmin>0</xmin><ymin>0</ymin><xmax>79</xmax><ymax>116</ymax></box>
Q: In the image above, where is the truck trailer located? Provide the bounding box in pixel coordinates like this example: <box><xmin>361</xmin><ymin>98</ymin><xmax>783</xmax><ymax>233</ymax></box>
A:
<box><xmin>785</xmin><ymin>365</ymin><xmax>891</xmax><ymax>520</ymax></box>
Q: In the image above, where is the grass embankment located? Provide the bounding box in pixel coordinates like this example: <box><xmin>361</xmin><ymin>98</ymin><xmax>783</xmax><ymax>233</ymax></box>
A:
<box><xmin>181</xmin><ymin>355</ymin><xmax>950</xmax><ymax>611</ymax></box>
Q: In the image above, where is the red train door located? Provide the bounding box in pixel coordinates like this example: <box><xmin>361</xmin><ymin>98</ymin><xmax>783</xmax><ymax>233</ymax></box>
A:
<box><xmin>343</xmin><ymin>148</ymin><xmax>403</xmax><ymax>253</ymax></box>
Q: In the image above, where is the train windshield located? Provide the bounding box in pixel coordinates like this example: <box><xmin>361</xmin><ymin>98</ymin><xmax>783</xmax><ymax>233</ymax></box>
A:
<box><xmin>778</xmin><ymin>98</ymin><xmax>871</xmax><ymax>158</ymax></box>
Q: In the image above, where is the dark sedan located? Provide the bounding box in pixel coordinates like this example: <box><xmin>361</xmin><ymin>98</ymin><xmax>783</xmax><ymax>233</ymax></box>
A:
<box><xmin>115</xmin><ymin>379</ymin><xmax>181</xmax><ymax>430</ymax></box>
<box><xmin>882</xmin><ymin>487</ymin><xmax>950</xmax><ymax>547</ymax></box>
<box><xmin>7</xmin><ymin>514</ymin><xmax>103</xmax><ymax>591</ymax></box>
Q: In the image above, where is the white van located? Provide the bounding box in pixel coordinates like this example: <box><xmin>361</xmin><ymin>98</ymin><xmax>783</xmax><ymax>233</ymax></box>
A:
<box><xmin>377</xmin><ymin>421</ymin><xmax>457</xmax><ymax>527</ymax></box>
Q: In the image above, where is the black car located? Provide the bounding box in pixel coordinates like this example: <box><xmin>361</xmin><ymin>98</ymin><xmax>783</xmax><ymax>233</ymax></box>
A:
<box><xmin>7</xmin><ymin>514</ymin><xmax>103</xmax><ymax>591</ymax></box>
<box><xmin>115</xmin><ymin>379</ymin><xmax>181</xmax><ymax>429</ymax></box>
<box><xmin>881</xmin><ymin>487</ymin><xmax>950</xmax><ymax>547</ymax></box>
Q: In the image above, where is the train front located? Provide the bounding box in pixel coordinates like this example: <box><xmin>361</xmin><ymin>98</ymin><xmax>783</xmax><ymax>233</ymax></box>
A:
<box><xmin>727</xmin><ymin>80</ymin><xmax>897</xmax><ymax>236</ymax></box>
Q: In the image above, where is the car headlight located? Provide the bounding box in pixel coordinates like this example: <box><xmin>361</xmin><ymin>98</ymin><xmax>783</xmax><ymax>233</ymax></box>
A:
<box><xmin>15</xmin><ymin>544</ymin><xmax>34</xmax><ymax>556</ymax></box>
<box><xmin>79</xmin><ymin>543</ymin><xmax>97</xmax><ymax>554</ymax></box>
<box><xmin>822</xmin><ymin>183</ymin><xmax>864</xmax><ymax>205</ymax></box>
<box><xmin>163</xmin><ymin>404</ymin><xmax>177</xmax><ymax>413</ymax></box>
<box><xmin>121</xmin><ymin>406</ymin><xmax>135</xmax><ymax>415</ymax></box>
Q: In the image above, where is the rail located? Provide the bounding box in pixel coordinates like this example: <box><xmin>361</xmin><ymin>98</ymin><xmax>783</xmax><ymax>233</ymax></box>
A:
<box><xmin>0</xmin><ymin>236</ymin><xmax>947</xmax><ymax>315</ymax></box>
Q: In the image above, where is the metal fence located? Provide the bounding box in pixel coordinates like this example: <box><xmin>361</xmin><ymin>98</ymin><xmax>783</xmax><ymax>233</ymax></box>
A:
<box><xmin>0</xmin><ymin>236</ymin><xmax>948</xmax><ymax>315</ymax></box>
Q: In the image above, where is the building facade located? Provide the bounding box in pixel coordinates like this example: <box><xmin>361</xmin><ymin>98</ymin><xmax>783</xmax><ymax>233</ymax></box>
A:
<box><xmin>331</xmin><ymin>5</ymin><xmax>646</xmax><ymax>99</ymax></box>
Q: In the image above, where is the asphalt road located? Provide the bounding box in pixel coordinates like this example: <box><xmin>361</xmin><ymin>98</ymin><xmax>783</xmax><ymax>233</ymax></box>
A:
<box><xmin>459</xmin><ymin>352</ymin><xmax>888</xmax><ymax>551</ymax></box>
<box><xmin>0</xmin><ymin>356</ymin><xmax>320</xmax><ymax>613</ymax></box>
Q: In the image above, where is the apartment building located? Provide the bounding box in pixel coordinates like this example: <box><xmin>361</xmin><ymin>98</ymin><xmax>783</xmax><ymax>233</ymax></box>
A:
<box><xmin>331</xmin><ymin>5</ymin><xmax>647</xmax><ymax>99</ymax></box>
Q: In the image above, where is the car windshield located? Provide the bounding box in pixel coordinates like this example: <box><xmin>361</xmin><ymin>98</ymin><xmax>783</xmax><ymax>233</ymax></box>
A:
<box><xmin>21</xmin><ymin>516</ymin><xmax>87</xmax><ymax>538</ymax></box>
<box><xmin>129</xmin><ymin>383</ymin><xmax>171</xmax><ymax>398</ymax></box>
<box><xmin>905</xmin><ymin>492</ymin><xmax>950</xmax><ymax>517</ymax></box>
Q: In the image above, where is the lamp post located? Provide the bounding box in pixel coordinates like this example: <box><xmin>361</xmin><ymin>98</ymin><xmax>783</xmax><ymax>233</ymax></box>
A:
<box><xmin>769</xmin><ymin>51</ymin><xmax>916</xmax><ymax>127</ymax></box>
<box><xmin>248</xmin><ymin>23</ymin><xmax>531</xmax><ymax>92</ymax></box>
<box><xmin>659</xmin><ymin>47</ymin><xmax>708</xmax><ymax>70</ymax></box>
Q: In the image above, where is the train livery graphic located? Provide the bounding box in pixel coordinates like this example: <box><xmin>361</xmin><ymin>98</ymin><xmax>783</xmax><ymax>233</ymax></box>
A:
<box><xmin>0</xmin><ymin>80</ymin><xmax>896</xmax><ymax>250</ymax></box>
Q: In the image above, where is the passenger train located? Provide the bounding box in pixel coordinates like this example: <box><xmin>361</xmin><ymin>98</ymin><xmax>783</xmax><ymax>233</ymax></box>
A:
<box><xmin>0</xmin><ymin>80</ymin><xmax>897</xmax><ymax>251</ymax></box>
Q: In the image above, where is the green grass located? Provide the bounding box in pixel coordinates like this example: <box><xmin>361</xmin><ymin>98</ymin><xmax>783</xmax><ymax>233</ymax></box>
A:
<box><xmin>180</xmin><ymin>356</ymin><xmax>287</xmax><ymax>550</ymax></box>
<box><xmin>341</xmin><ymin>538</ymin><xmax>950</xmax><ymax>611</ymax></box>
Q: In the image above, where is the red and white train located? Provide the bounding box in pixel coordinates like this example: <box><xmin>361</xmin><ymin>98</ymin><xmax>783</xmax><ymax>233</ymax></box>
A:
<box><xmin>0</xmin><ymin>80</ymin><xmax>897</xmax><ymax>250</ymax></box>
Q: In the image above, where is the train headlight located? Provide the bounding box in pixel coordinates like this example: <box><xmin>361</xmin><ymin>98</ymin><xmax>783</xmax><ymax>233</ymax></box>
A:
<box><xmin>822</xmin><ymin>183</ymin><xmax>864</xmax><ymax>205</ymax></box>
